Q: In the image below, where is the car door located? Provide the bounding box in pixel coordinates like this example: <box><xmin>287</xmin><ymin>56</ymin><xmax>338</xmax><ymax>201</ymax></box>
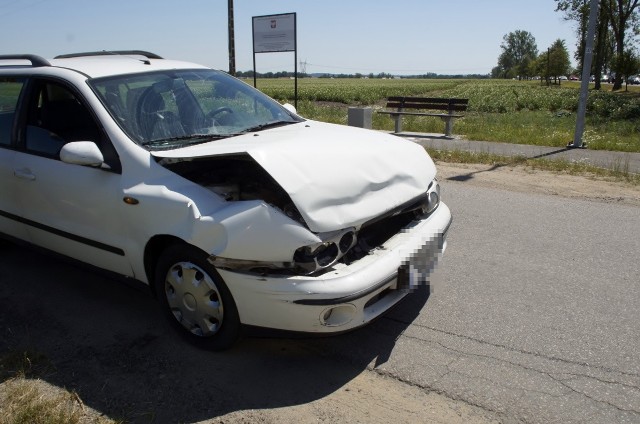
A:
<box><xmin>12</xmin><ymin>78</ymin><xmax>132</xmax><ymax>276</ymax></box>
<box><xmin>0</xmin><ymin>76</ymin><xmax>30</xmax><ymax>241</ymax></box>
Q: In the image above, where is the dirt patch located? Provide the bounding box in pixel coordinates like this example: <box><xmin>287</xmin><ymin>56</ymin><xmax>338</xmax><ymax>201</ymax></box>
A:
<box><xmin>3</xmin><ymin>365</ymin><xmax>497</xmax><ymax>424</ymax></box>
<box><xmin>211</xmin><ymin>371</ymin><xmax>499</xmax><ymax>424</ymax></box>
<box><xmin>436</xmin><ymin>162</ymin><xmax>640</xmax><ymax>207</ymax></box>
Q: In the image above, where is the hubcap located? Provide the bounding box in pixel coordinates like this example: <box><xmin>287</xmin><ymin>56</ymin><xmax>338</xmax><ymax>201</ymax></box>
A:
<box><xmin>164</xmin><ymin>262</ymin><xmax>224</xmax><ymax>337</ymax></box>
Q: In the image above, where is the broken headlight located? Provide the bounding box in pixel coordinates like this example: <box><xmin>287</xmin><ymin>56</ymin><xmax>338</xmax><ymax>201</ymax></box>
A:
<box><xmin>293</xmin><ymin>228</ymin><xmax>357</xmax><ymax>274</ymax></box>
<box><xmin>423</xmin><ymin>179</ymin><xmax>440</xmax><ymax>215</ymax></box>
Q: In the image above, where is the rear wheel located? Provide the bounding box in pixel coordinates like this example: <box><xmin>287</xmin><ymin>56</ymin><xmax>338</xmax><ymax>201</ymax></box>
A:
<box><xmin>155</xmin><ymin>243</ymin><xmax>240</xmax><ymax>350</ymax></box>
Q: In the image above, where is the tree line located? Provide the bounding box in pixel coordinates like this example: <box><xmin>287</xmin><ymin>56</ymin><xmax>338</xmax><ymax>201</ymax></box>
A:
<box><xmin>233</xmin><ymin>71</ymin><xmax>397</xmax><ymax>79</ymax></box>
<box><xmin>492</xmin><ymin>0</ymin><xmax>639</xmax><ymax>90</ymax></box>
<box><xmin>233</xmin><ymin>71</ymin><xmax>490</xmax><ymax>79</ymax></box>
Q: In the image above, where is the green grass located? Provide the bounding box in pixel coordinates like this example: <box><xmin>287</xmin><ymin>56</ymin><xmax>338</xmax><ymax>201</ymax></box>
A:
<box><xmin>255</xmin><ymin>78</ymin><xmax>640</xmax><ymax>153</ymax></box>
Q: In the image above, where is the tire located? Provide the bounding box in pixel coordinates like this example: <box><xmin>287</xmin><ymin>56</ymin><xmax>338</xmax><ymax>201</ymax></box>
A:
<box><xmin>155</xmin><ymin>243</ymin><xmax>240</xmax><ymax>350</ymax></box>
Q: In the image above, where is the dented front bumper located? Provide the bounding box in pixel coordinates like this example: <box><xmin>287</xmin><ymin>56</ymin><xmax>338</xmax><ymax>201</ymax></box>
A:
<box><xmin>217</xmin><ymin>202</ymin><xmax>452</xmax><ymax>333</ymax></box>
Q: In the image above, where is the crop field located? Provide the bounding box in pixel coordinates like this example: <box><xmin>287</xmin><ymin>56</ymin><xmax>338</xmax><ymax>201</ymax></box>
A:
<box><xmin>1</xmin><ymin>78</ymin><xmax>638</xmax><ymax>152</ymax></box>
<box><xmin>250</xmin><ymin>78</ymin><xmax>640</xmax><ymax>152</ymax></box>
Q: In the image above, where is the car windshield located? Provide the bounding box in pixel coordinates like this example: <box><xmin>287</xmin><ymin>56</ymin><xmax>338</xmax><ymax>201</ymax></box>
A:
<box><xmin>89</xmin><ymin>69</ymin><xmax>303</xmax><ymax>150</ymax></box>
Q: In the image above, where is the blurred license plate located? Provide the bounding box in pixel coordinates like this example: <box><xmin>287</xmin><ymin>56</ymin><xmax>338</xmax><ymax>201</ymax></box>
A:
<box><xmin>396</xmin><ymin>237</ymin><xmax>440</xmax><ymax>291</ymax></box>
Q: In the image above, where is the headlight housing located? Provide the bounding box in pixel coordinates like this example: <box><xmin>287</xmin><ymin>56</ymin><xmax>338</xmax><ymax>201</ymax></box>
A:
<box><xmin>293</xmin><ymin>228</ymin><xmax>357</xmax><ymax>274</ymax></box>
<box><xmin>423</xmin><ymin>179</ymin><xmax>440</xmax><ymax>215</ymax></box>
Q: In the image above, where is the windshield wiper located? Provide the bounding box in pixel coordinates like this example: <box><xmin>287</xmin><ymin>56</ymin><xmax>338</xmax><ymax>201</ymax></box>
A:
<box><xmin>141</xmin><ymin>133</ymin><xmax>241</xmax><ymax>148</ymax></box>
<box><xmin>242</xmin><ymin>120</ymin><xmax>295</xmax><ymax>133</ymax></box>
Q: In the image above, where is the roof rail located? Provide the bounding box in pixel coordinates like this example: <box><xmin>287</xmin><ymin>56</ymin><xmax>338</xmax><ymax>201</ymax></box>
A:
<box><xmin>0</xmin><ymin>54</ymin><xmax>51</xmax><ymax>67</ymax></box>
<box><xmin>54</xmin><ymin>50</ymin><xmax>163</xmax><ymax>60</ymax></box>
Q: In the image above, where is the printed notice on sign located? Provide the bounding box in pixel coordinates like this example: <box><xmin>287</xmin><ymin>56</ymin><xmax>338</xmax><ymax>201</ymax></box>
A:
<box><xmin>253</xmin><ymin>13</ymin><xmax>296</xmax><ymax>53</ymax></box>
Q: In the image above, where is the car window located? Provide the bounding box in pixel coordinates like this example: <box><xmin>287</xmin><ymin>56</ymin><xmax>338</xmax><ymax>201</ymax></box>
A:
<box><xmin>0</xmin><ymin>77</ymin><xmax>25</xmax><ymax>146</ymax></box>
<box><xmin>15</xmin><ymin>79</ymin><xmax>122</xmax><ymax>172</ymax></box>
<box><xmin>24</xmin><ymin>80</ymin><xmax>101</xmax><ymax>157</ymax></box>
<box><xmin>90</xmin><ymin>69</ymin><xmax>302</xmax><ymax>150</ymax></box>
<box><xmin>185</xmin><ymin>79</ymin><xmax>274</xmax><ymax>122</ymax></box>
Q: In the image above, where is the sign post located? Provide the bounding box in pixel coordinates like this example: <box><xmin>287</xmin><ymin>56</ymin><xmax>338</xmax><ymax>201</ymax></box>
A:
<box><xmin>227</xmin><ymin>0</ymin><xmax>235</xmax><ymax>76</ymax></box>
<box><xmin>252</xmin><ymin>13</ymin><xmax>297</xmax><ymax>108</ymax></box>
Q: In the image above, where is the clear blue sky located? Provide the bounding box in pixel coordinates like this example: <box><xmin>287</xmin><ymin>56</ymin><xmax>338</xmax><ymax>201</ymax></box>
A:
<box><xmin>0</xmin><ymin>0</ymin><xmax>577</xmax><ymax>75</ymax></box>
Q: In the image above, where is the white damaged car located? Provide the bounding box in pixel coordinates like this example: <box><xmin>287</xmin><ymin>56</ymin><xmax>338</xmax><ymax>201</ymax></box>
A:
<box><xmin>0</xmin><ymin>51</ymin><xmax>452</xmax><ymax>349</ymax></box>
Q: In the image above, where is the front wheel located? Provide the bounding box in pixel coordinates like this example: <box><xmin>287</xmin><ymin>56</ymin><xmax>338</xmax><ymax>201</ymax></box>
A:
<box><xmin>155</xmin><ymin>243</ymin><xmax>240</xmax><ymax>350</ymax></box>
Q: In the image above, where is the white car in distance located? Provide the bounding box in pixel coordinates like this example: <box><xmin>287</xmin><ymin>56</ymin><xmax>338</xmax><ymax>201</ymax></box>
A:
<box><xmin>0</xmin><ymin>51</ymin><xmax>451</xmax><ymax>349</ymax></box>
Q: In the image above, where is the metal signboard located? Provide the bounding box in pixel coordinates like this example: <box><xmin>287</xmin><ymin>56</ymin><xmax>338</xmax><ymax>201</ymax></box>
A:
<box><xmin>252</xmin><ymin>13</ymin><xmax>296</xmax><ymax>53</ymax></box>
<box><xmin>252</xmin><ymin>12</ymin><xmax>298</xmax><ymax>107</ymax></box>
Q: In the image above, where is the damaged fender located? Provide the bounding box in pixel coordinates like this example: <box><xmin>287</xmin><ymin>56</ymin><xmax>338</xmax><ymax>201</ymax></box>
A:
<box><xmin>195</xmin><ymin>200</ymin><xmax>321</xmax><ymax>263</ymax></box>
<box><xmin>125</xmin><ymin>182</ymin><xmax>320</xmax><ymax>265</ymax></box>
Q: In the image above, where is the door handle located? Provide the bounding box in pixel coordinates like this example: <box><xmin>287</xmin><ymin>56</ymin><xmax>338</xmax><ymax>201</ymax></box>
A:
<box><xmin>14</xmin><ymin>169</ymin><xmax>36</xmax><ymax>181</ymax></box>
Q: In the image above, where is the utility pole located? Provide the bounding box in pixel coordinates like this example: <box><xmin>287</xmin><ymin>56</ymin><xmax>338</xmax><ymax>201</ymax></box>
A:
<box><xmin>228</xmin><ymin>0</ymin><xmax>236</xmax><ymax>76</ymax></box>
<box><xmin>569</xmin><ymin>0</ymin><xmax>599</xmax><ymax>149</ymax></box>
<box><xmin>547</xmin><ymin>47</ymin><xmax>550</xmax><ymax>86</ymax></box>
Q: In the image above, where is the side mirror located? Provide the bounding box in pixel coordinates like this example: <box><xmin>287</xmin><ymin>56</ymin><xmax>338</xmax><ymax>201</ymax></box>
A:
<box><xmin>60</xmin><ymin>141</ymin><xmax>105</xmax><ymax>167</ymax></box>
<box><xmin>282</xmin><ymin>103</ymin><xmax>297</xmax><ymax>115</ymax></box>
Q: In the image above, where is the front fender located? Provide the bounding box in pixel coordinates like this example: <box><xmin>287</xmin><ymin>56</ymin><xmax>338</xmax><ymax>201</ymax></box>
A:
<box><xmin>193</xmin><ymin>200</ymin><xmax>321</xmax><ymax>262</ymax></box>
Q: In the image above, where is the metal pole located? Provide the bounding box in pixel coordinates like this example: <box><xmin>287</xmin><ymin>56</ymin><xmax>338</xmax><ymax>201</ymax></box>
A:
<box><xmin>570</xmin><ymin>0</ymin><xmax>599</xmax><ymax>149</ymax></box>
<box><xmin>293</xmin><ymin>13</ymin><xmax>297</xmax><ymax>109</ymax></box>
<box><xmin>546</xmin><ymin>48</ymin><xmax>550</xmax><ymax>86</ymax></box>
<box><xmin>227</xmin><ymin>0</ymin><xmax>236</xmax><ymax>76</ymax></box>
<box><xmin>252</xmin><ymin>16</ymin><xmax>257</xmax><ymax>88</ymax></box>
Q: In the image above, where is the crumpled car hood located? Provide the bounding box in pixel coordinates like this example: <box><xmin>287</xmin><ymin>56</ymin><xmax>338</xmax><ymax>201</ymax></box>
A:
<box><xmin>152</xmin><ymin>121</ymin><xmax>436</xmax><ymax>232</ymax></box>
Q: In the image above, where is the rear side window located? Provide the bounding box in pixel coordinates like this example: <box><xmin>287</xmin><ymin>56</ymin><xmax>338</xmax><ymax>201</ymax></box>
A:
<box><xmin>0</xmin><ymin>77</ymin><xmax>24</xmax><ymax>146</ymax></box>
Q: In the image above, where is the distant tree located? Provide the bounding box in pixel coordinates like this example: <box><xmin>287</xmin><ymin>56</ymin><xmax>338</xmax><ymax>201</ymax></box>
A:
<box><xmin>556</xmin><ymin>0</ymin><xmax>590</xmax><ymax>70</ymax></box>
<box><xmin>519</xmin><ymin>56</ymin><xmax>535</xmax><ymax>79</ymax></box>
<box><xmin>593</xmin><ymin>7</ymin><xmax>616</xmax><ymax>90</ymax></box>
<box><xmin>530</xmin><ymin>40</ymin><xmax>571</xmax><ymax>85</ymax></box>
<box><xmin>603</xmin><ymin>0</ymin><xmax>640</xmax><ymax>89</ymax></box>
<box><xmin>496</xmin><ymin>30</ymin><xmax>539</xmax><ymax>79</ymax></box>
<box><xmin>611</xmin><ymin>48</ymin><xmax>640</xmax><ymax>89</ymax></box>
<box><xmin>549</xmin><ymin>39</ymin><xmax>572</xmax><ymax>84</ymax></box>
<box><xmin>558</xmin><ymin>0</ymin><xmax>640</xmax><ymax>90</ymax></box>
<box><xmin>529</xmin><ymin>55</ymin><xmax>547</xmax><ymax>83</ymax></box>
<box><xmin>555</xmin><ymin>0</ymin><xmax>615</xmax><ymax>90</ymax></box>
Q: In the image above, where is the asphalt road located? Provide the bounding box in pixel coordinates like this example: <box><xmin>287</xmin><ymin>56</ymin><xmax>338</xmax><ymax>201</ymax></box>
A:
<box><xmin>368</xmin><ymin>179</ymin><xmax>640</xmax><ymax>423</ymax></box>
<box><xmin>0</xmin><ymin>175</ymin><xmax>639</xmax><ymax>423</ymax></box>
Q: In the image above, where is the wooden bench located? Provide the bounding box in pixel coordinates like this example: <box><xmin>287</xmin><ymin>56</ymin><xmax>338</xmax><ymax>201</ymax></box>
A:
<box><xmin>378</xmin><ymin>97</ymin><xmax>469</xmax><ymax>136</ymax></box>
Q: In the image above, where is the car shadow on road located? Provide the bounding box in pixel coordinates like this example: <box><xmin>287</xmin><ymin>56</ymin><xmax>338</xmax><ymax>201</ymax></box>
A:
<box><xmin>0</xmin><ymin>242</ymin><xmax>430</xmax><ymax>423</ymax></box>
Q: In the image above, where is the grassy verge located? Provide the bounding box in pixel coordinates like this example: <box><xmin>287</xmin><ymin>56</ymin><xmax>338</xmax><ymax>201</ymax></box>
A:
<box><xmin>299</xmin><ymin>99</ymin><xmax>640</xmax><ymax>153</ymax></box>
<box><xmin>262</xmin><ymin>78</ymin><xmax>640</xmax><ymax>153</ymax></box>
<box><xmin>426</xmin><ymin>148</ymin><xmax>640</xmax><ymax>185</ymax></box>
<box><xmin>0</xmin><ymin>350</ymin><xmax>116</xmax><ymax>424</ymax></box>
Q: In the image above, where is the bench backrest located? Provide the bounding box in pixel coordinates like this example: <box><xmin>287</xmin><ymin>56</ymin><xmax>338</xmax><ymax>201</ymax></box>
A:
<box><xmin>386</xmin><ymin>97</ymin><xmax>468</xmax><ymax>112</ymax></box>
